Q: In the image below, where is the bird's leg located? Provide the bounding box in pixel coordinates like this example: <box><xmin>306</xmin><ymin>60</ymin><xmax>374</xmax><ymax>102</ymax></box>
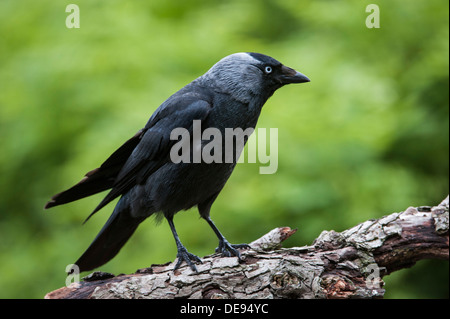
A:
<box><xmin>167</xmin><ymin>217</ymin><xmax>202</xmax><ymax>272</ymax></box>
<box><xmin>204</xmin><ymin>217</ymin><xmax>250</xmax><ymax>260</ymax></box>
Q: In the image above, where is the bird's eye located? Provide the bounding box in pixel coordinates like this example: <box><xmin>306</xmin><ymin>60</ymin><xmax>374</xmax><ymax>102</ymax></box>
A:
<box><xmin>264</xmin><ymin>66</ymin><xmax>272</xmax><ymax>74</ymax></box>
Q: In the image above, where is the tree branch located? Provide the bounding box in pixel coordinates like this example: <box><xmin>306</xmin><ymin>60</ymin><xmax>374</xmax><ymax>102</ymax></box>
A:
<box><xmin>45</xmin><ymin>196</ymin><xmax>449</xmax><ymax>299</ymax></box>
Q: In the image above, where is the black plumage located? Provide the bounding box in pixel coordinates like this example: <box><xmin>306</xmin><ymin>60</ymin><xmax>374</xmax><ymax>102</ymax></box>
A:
<box><xmin>45</xmin><ymin>52</ymin><xmax>310</xmax><ymax>272</ymax></box>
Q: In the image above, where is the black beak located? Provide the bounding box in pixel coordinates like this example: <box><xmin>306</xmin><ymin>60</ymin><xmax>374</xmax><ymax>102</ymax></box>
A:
<box><xmin>279</xmin><ymin>65</ymin><xmax>310</xmax><ymax>84</ymax></box>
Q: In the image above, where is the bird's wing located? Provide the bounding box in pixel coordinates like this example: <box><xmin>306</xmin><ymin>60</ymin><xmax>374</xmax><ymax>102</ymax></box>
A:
<box><xmin>44</xmin><ymin>129</ymin><xmax>146</xmax><ymax>209</ymax></box>
<box><xmin>83</xmin><ymin>98</ymin><xmax>212</xmax><ymax>222</ymax></box>
<box><xmin>45</xmin><ymin>97</ymin><xmax>212</xmax><ymax>216</ymax></box>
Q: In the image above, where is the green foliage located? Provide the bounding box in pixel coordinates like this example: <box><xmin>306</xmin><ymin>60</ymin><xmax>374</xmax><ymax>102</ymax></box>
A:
<box><xmin>0</xmin><ymin>0</ymin><xmax>448</xmax><ymax>298</ymax></box>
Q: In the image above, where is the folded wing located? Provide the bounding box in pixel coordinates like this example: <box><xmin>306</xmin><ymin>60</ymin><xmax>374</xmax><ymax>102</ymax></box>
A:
<box><xmin>45</xmin><ymin>98</ymin><xmax>212</xmax><ymax>223</ymax></box>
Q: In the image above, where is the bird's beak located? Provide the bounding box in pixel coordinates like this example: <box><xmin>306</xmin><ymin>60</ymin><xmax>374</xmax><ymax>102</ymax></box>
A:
<box><xmin>279</xmin><ymin>65</ymin><xmax>310</xmax><ymax>84</ymax></box>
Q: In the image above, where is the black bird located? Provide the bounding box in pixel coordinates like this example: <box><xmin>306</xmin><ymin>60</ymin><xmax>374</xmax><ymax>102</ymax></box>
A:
<box><xmin>45</xmin><ymin>52</ymin><xmax>310</xmax><ymax>273</ymax></box>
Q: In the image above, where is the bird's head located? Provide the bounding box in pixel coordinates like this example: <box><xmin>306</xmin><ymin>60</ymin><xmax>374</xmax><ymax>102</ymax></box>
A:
<box><xmin>201</xmin><ymin>52</ymin><xmax>310</xmax><ymax>104</ymax></box>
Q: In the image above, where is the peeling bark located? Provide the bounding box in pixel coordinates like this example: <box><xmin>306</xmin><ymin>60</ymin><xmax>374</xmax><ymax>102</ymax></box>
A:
<box><xmin>45</xmin><ymin>196</ymin><xmax>449</xmax><ymax>299</ymax></box>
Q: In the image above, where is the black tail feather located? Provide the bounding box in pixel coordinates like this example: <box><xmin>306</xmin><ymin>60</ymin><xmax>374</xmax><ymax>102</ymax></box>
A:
<box><xmin>44</xmin><ymin>167</ymin><xmax>116</xmax><ymax>209</ymax></box>
<box><xmin>74</xmin><ymin>201</ymin><xmax>145</xmax><ymax>273</ymax></box>
<box><xmin>45</xmin><ymin>129</ymin><xmax>145</xmax><ymax>210</ymax></box>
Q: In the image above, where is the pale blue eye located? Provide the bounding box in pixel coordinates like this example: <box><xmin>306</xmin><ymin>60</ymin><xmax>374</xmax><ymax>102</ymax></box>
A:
<box><xmin>264</xmin><ymin>66</ymin><xmax>272</xmax><ymax>74</ymax></box>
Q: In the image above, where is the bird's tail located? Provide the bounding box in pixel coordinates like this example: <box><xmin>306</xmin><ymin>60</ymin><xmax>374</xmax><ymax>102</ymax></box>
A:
<box><xmin>73</xmin><ymin>198</ymin><xmax>145</xmax><ymax>273</ymax></box>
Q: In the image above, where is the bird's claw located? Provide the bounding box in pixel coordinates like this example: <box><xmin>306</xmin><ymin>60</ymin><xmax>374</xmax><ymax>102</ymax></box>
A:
<box><xmin>215</xmin><ymin>240</ymin><xmax>250</xmax><ymax>260</ymax></box>
<box><xmin>174</xmin><ymin>247</ymin><xmax>202</xmax><ymax>272</ymax></box>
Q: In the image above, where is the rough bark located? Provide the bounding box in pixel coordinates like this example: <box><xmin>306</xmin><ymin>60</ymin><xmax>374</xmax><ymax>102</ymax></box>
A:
<box><xmin>45</xmin><ymin>196</ymin><xmax>449</xmax><ymax>299</ymax></box>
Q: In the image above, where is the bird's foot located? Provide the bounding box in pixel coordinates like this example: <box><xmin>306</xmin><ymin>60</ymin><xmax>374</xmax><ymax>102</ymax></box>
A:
<box><xmin>174</xmin><ymin>246</ymin><xmax>202</xmax><ymax>272</ymax></box>
<box><xmin>215</xmin><ymin>240</ymin><xmax>251</xmax><ymax>260</ymax></box>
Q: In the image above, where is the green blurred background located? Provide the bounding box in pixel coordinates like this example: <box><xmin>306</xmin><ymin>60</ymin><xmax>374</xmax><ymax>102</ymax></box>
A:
<box><xmin>0</xmin><ymin>0</ymin><xmax>448</xmax><ymax>299</ymax></box>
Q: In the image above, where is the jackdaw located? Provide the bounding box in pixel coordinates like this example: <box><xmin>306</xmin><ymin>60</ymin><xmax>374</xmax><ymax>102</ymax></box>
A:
<box><xmin>45</xmin><ymin>52</ymin><xmax>310</xmax><ymax>273</ymax></box>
